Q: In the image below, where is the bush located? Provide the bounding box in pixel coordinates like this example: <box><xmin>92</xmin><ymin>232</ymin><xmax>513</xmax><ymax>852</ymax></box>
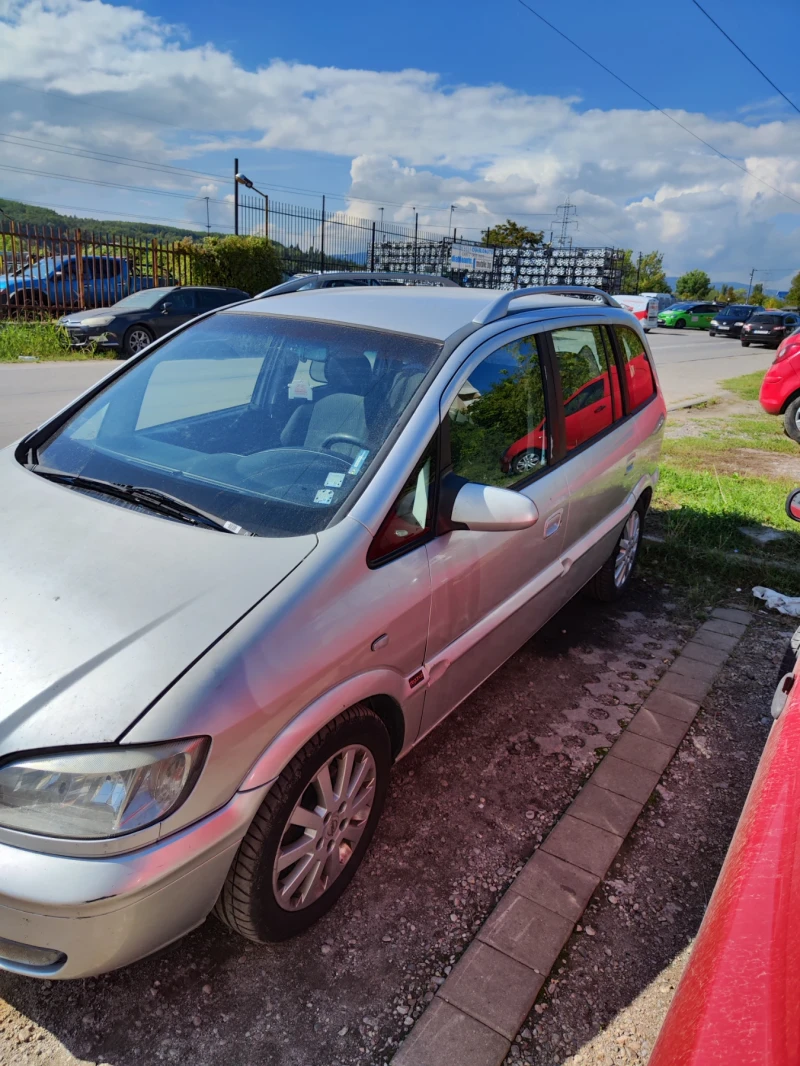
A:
<box><xmin>0</xmin><ymin>320</ymin><xmax>105</xmax><ymax>361</ymax></box>
<box><xmin>183</xmin><ymin>235</ymin><xmax>282</xmax><ymax>296</ymax></box>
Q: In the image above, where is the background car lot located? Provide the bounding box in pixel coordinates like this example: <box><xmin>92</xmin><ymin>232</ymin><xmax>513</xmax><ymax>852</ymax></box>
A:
<box><xmin>0</xmin><ymin>329</ymin><xmax>781</xmax><ymax>450</ymax></box>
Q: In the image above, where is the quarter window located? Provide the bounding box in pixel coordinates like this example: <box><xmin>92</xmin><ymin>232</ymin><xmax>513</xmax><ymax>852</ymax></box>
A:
<box><xmin>551</xmin><ymin>326</ymin><xmax>618</xmax><ymax>451</ymax></box>
<box><xmin>368</xmin><ymin>441</ymin><xmax>436</xmax><ymax>564</ymax></box>
<box><xmin>447</xmin><ymin>335</ymin><xmax>548</xmax><ymax>486</ymax></box>
<box><xmin>614</xmin><ymin>325</ymin><xmax>657</xmax><ymax>410</ymax></box>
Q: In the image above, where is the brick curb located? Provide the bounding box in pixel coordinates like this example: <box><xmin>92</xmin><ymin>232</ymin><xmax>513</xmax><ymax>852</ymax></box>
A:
<box><xmin>392</xmin><ymin>607</ymin><xmax>753</xmax><ymax>1066</ymax></box>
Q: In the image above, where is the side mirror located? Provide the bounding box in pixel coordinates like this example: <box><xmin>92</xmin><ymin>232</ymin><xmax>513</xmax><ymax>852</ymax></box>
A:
<box><xmin>52</xmin><ymin>272</ymin><xmax>63</xmax><ymax>281</ymax></box>
<box><xmin>786</xmin><ymin>489</ymin><xmax>800</xmax><ymax>523</ymax></box>
<box><xmin>161</xmin><ymin>302</ymin><xmax>172</xmax><ymax>313</ymax></box>
<box><xmin>451</xmin><ymin>482</ymin><xmax>539</xmax><ymax>532</ymax></box>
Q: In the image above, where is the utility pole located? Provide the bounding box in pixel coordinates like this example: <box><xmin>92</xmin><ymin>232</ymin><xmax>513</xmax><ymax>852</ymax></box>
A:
<box><xmin>448</xmin><ymin>204</ymin><xmax>457</xmax><ymax>238</ymax></box>
<box><xmin>747</xmin><ymin>268</ymin><xmax>756</xmax><ymax>303</ymax></box>
<box><xmin>635</xmin><ymin>252</ymin><xmax>642</xmax><ymax>294</ymax></box>
<box><xmin>203</xmin><ymin>197</ymin><xmax>210</xmax><ymax>235</ymax></box>
<box><xmin>233</xmin><ymin>158</ymin><xmax>239</xmax><ymax>235</ymax></box>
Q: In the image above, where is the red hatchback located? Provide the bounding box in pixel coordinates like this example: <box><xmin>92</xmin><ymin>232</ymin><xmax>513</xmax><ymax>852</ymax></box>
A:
<box><xmin>759</xmin><ymin>326</ymin><xmax>800</xmax><ymax>442</ymax></box>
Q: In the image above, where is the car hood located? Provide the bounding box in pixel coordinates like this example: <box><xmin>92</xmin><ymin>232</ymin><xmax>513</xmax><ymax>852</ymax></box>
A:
<box><xmin>0</xmin><ymin>455</ymin><xmax>317</xmax><ymax>756</ymax></box>
<box><xmin>59</xmin><ymin>308</ymin><xmax>134</xmax><ymax>324</ymax></box>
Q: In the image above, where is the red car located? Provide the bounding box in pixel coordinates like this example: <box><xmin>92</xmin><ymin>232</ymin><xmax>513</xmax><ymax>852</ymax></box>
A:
<box><xmin>649</xmin><ymin>487</ymin><xmax>800</xmax><ymax>1066</ymax></box>
<box><xmin>759</xmin><ymin>326</ymin><xmax>800</xmax><ymax>443</ymax></box>
<box><xmin>501</xmin><ymin>353</ymin><xmax>653</xmax><ymax>474</ymax></box>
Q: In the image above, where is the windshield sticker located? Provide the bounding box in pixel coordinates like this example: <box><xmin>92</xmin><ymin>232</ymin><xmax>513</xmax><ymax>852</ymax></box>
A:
<box><xmin>324</xmin><ymin>472</ymin><xmax>345</xmax><ymax>488</ymax></box>
<box><xmin>313</xmin><ymin>489</ymin><xmax>335</xmax><ymax>505</ymax></box>
<box><xmin>348</xmin><ymin>449</ymin><xmax>369</xmax><ymax>476</ymax></box>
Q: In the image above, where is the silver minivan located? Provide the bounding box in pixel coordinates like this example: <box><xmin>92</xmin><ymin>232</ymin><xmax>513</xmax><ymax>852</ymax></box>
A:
<box><xmin>0</xmin><ymin>286</ymin><xmax>665</xmax><ymax>979</ymax></box>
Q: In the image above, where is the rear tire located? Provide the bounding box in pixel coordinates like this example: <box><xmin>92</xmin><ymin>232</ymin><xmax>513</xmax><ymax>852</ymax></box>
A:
<box><xmin>511</xmin><ymin>448</ymin><xmax>544</xmax><ymax>476</ymax></box>
<box><xmin>740</xmin><ymin>339</ymin><xmax>750</xmax><ymax>347</ymax></box>
<box><xmin>586</xmin><ymin>499</ymin><xmax>646</xmax><ymax>602</ymax></box>
<box><xmin>214</xmin><ymin>705</ymin><xmax>391</xmax><ymax>943</ymax></box>
<box><xmin>783</xmin><ymin>397</ymin><xmax>800</xmax><ymax>444</ymax></box>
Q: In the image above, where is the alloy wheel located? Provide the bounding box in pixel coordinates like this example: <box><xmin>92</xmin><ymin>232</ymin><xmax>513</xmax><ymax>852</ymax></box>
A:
<box><xmin>614</xmin><ymin>510</ymin><xmax>641</xmax><ymax>588</ymax></box>
<box><xmin>128</xmin><ymin>329</ymin><xmax>151</xmax><ymax>354</ymax></box>
<box><xmin>272</xmin><ymin>745</ymin><xmax>377</xmax><ymax>911</ymax></box>
<box><xmin>513</xmin><ymin>450</ymin><xmax>542</xmax><ymax>474</ymax></box>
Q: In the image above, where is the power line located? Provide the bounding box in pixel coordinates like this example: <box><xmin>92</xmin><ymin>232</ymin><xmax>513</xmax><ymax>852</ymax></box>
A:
<box><xmin>691</xmin><ymin>1</ymin><xmax>800</xmax><ymax>117</ymax></box>
<box><xmin>0</xmin><ymin>162</ymin><xmax>232</xmax><ymax>206</ymax></box>
<box><xmin>514</xmin><ymin>0</ymin><xmax>800</xmax><ymax>210</ymax></box>
<box><xmin>1</xmin><ymin>194</ymin><xmax>220</xmax><ymax>231</ymax></box>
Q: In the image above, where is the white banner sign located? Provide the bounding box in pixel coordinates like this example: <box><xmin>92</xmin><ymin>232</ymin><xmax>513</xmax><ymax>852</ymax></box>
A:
<box><xmin>450</xmin><ymin>243</ymin><xmax>495</xmax><ymax>273</ymax></box>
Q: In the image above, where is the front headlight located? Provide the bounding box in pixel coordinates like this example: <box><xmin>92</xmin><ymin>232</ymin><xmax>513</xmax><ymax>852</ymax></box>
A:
<box><xmin>0</xmin><ymin>739</ymin><xmax>208</xmax><ymax>839</ymax></box>
<box><xmin>734</xmin><ymin>321</ymin><xmax>744</xmax><ymax>326</ymax></box>
<box><xmin>79</xmin><ymin>315</ymin><xmax>115</xmax><ymax>328</ymax></box>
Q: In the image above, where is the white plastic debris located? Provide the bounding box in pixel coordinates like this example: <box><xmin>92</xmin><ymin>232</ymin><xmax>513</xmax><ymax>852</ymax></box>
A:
<box><xmin>752</xmin><ymin>586</ymin><xmax>800</xmax><ymax>618</ymax></box>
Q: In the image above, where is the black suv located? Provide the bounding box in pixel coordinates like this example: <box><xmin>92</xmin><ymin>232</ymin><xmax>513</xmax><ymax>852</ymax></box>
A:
<box><xmin>708</xmin><ymin>304</ymin><xmax>764</xmax><ymax>339</ymax></box>
<box><xmin>741</xmin><ymin>310</ymin><xmax>800</xmax><ymax>348</ymax></box>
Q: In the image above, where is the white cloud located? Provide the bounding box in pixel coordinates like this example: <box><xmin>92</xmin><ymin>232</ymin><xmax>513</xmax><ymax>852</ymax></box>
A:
<box><xmin>1</xmin><ymin>0</ymin><xmax>800</xmax><ymax>283</ymax></box>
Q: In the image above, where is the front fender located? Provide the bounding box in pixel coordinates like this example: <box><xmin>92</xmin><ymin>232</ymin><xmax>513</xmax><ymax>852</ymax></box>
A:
<box><xmin>238</xmin><ymin>669</ymin><xmax>424</xmax><ymax>792</ymax></box>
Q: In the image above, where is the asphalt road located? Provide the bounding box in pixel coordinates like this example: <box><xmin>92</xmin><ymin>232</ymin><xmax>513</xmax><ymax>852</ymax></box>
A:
<box><xmin>0</xmin><ymin>330</ymin><xmax>776</xmax><ymax>449</ymax></box>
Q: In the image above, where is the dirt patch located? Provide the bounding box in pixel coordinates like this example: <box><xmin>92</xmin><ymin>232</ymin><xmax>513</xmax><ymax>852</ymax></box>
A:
<box><xmin>665</xmin><ymin>397</ymin><xmax>753</xmax><ymax>436</ymax></box>
<box><xmin>0</xmin><ymin>583</ymin><xmax>686</xmax><ymax>1066</ymax></box>
<box><xmin>679</xmin><ymin>447</ymin><xmax>800</xmax><ymax>481</ymax></box>
<box><xmin>502</xmin><ymin>610</ymin><xmax>791</xmax><ymax>1066</ymax></box>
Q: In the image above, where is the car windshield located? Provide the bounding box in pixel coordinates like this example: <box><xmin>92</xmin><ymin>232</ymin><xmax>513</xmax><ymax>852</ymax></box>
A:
<box><xmin>666</xmin><ymin>302</ymin><xmax>694</xmax><ymax>310</ymax></box>
<box><xmin>112</xmin><ymin>289</ymin><xmax>172</xmax><ymax>311</ymax></box>
<box><xmin>35</xmin><ymin>313</ymin><xmax>442</xmax><ymax>537</ymax></box>
<box><xmin>717</xmin><ymin>306</ymin><xmax>751</xmax><ymax>317</ymax></box>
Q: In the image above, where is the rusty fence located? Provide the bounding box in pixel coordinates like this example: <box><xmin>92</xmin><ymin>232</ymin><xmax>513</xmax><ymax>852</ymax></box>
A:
<box><xmin>0</xmin><ymin>223</ymin><xmax>197</xmax><ymax>318</ymax></box>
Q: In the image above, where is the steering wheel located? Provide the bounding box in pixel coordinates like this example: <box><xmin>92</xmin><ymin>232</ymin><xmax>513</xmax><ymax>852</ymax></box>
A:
<box><xmin>320</xmin><ymin>433</ymin><xmax>369</xmax><ymax>452</ymax></box>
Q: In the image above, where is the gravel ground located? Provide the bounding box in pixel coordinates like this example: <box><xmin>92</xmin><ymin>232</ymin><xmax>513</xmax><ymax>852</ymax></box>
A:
<box><xmin>502</xmin><ymin>609</ymin><xmax>792</xmax><ymax>1066</ymax></box>
<box><xmin>0</xmin><ymin>578</ymin><xmax>688</xmax><ymax>1066</ymax></box>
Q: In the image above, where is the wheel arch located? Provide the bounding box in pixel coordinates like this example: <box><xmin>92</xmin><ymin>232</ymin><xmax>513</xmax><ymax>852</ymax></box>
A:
<box><xmin>240</xmin><ymin>672</ymin><xmax>414</xmax><ymax>793</ymax></box>
<box><xmin>779</xmin><ymin>388</ymin><xmax>800</xmax><ymax>414</ymax></box>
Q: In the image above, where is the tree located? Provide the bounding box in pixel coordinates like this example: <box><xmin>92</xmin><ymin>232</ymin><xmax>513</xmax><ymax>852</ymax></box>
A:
<box><xmin>619</xmin><ymin>250</ymin><xmax>671</xmax><ymax>294</ymax></box>
<box><xmin>749</xmin><ymin>282</ymin><xmax>765</xmax><ymax>304</ymax></box>
<box><xmin>785</xmin><ymin>271</ymin><xmax>800</xmax><ymax>306</ymax></box>
<box><xmin>675</xmin><ymin>269</ymin><xmax>711</xmax><ymax>300</ymax></box>
<box><xmin>482</xmin><ymin>219</ymin><xmax>544</xmax><ymax>248</ymax></box>
<box><xmin>183</xmin><ymin>234</ymin><xmax>282</xmax><ymax>296</ymax></box>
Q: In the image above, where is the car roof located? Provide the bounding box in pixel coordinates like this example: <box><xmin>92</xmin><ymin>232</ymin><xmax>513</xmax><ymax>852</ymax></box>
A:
<box><xmin>222</xmin><ymin>287</ymin><xmax>611</xmax><ymax>341</ymax></box>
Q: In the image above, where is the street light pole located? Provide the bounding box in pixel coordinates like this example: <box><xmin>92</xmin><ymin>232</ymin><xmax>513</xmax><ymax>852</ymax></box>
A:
<box><xmin>234</xmin><ymin>158</ymin><xmax>239</xmax><ymax>235</ymax></box>
<box><xmin>236</xmin><ymin>172</ymin><xmax>269</xmax><ymax>241</ymax></box>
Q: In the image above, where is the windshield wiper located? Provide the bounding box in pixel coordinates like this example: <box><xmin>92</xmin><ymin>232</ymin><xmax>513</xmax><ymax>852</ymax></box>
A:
<box><xmin>28</xmin><ymin>466</ymin><xmax>254</xmax><ymax>535</ymax></box>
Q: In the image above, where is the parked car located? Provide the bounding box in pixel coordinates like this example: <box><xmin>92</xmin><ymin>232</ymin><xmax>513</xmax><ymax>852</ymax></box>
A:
<box><xmin>741</xmin><ymin>310</ymin><xmax>800</xmax><ymax>349</ymax></box>
<box><xmin>0</xmin><ymin>284</ymin><xmax>664</xmax><ymax>979</ymax></box>
<box><xmin>649</xmin><ymin>500</ymin><xmax>800</xmax><ymax>1065</ymax></box>
<box><xmin>0</xmin><ymin>254</ymin><xmax>158</xmax><ymax>310</ymax></box>
<box><xmin>657</xmin><ymin>301</ymin><xmax>719</xmax><ymax>329</ymax></box>
<box><xmin>258</xmin><ymin>271</ymin><xmax>459</xmax><ymax>296</ymax></box>
<box><xmin>708</xmin><ymin>304</ymin><xmax>764</xmax><ymax>338</ymax></box>
<box><xmin>58</xmin><ymin>286</ymin><xmax>250</xmax><ymax>357</ymax></box>
<box><xmin>758</xmin><ymin>325</ymin><xmax>800</xmax><ymax>442</ymax></box>
<box><xmin>615</xmin><ymin>294</ymin><xmax>660</xmax><ymax>332</ymax></box>
<box><xmin>640</xmin><ymin>292</ymin><xmax>675</xmax><ymax>314</ymax></box>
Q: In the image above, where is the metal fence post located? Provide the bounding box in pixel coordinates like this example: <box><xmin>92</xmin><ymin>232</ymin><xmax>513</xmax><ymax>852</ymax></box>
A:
<box><xmin>320</xmin><ymin>196</ymin><xmax>326</xmax><ymax>272</ymax></box>
<box><xmin>370</xmin><ymin>221</ymin><xmax>376</xmax><ymax>271</ymax></box>
<box><xmin>75</xmin><ymin>228</ymin><xmax>85</xmax><ymax>311</ymax></box>
<box><xmin>234</xmin><ymin>158</ymin><xmax>239</xmax><ymax>235</ymax></box>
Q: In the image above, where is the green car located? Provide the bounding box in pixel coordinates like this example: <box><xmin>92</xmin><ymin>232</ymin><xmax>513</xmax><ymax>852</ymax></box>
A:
<box><xmin>657</xmin><ymin>301</ymin><xmax>719</xmax><ymax>330</ymax></box>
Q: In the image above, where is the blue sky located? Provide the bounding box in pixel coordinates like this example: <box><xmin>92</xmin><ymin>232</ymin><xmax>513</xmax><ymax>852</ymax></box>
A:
<box><xmin>2</xmin><ymin>0</ymin><xmax>800</xmax><ymax>284</ymax></box>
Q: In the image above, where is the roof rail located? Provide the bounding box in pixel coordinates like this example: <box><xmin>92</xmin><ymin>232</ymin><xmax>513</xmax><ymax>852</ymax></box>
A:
<box><xmin>473</xmin><ymin>285</ymin><xmax>622</xmax><ymax>326</ymax></box>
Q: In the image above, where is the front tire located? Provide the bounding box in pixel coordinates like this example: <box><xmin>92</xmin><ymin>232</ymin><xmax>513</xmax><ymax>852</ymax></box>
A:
<box><xmin>215</xmin><ymin>705</ymin><xmax>391</xmax><ymax>943</ymax></box>
<box><xmin>784</xmin><ymin>397</ymin><xmax>800</xmax><ymax>444</ymax></box>
<box><xmin>674</xmin><ymin>318</ymin><xmax>686</xmax><ymax>329</ymax></box>
<box><xmin>511</xmin><ymin>448</ymin><xmax>544</xmax><ymax>476</ymax></box>
<box><xmin>586</xmin><ymin>500</ymin><xmax>645</xmax><ymax>602</ymax></box>
<box><xmin>708</xmin><ymin>330</ymin><xmax>715</xmax><ymax>337</ymax></box>
<box><xmin>122</xmin><ymin>324</ymin><xmax>154</xmax><ymax>358</ymax></box>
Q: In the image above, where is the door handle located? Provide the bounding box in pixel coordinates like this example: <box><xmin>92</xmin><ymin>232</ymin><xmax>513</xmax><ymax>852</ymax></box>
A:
<box><xmin>594</xmin><ymin>404</ymin><xmax>607</xmax><ymax>412</ymax></box>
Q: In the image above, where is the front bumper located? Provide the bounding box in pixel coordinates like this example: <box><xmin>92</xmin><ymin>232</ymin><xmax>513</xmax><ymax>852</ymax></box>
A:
<box><xmin>0</xmin><ymin>785</ymin><xmax>268</xmax><ymax>980</ymax></box>
<box><xmin>63</xmin><ymin>326</ymin><xmax>120</xmax><ymax>349</ymax></box>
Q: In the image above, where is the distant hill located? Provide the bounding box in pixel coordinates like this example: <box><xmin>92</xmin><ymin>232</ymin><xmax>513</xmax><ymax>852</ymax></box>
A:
<box><xmin>0</xmin><ymin>198</ymin><xmax>208</xmax><ymax>243</ymax></box>
<box><xmin>664</xmin><ymin>275</ymin><xmax>782</xmax><ymax>297</ymax></box>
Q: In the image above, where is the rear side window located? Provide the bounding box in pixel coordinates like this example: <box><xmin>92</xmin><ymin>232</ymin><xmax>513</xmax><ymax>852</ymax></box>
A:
<box><xmin>614</xmin><ymin>325</ymin><xmax>657</xmax><ymax>410</ymax></box>
<box><xmin>551</xmin><ymin>325</ymin><xmax>620</xmax><ymax>451</ymax></box>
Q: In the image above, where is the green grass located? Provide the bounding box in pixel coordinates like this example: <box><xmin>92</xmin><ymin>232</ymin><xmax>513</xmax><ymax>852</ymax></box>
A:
<box><xmin>0</xmin><ymin>321</ymin><xmax>112</xmax><ymax>362</ymax></box>
<box><xmin>643</xmin><ymin>371</ymin><xmax>800</xmax><ymax>606</ymax></box>
<box><xmin>720</xmin><ymin>370</ymin><xmax>766</xmax><ymax>401</ymax></box>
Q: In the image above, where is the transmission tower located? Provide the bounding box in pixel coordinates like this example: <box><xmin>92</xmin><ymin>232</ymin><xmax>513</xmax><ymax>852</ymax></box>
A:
<box><xmin>551</xmin><ymin>197</ymin><xmax>578</xmax><ymax>248</ymax></box>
